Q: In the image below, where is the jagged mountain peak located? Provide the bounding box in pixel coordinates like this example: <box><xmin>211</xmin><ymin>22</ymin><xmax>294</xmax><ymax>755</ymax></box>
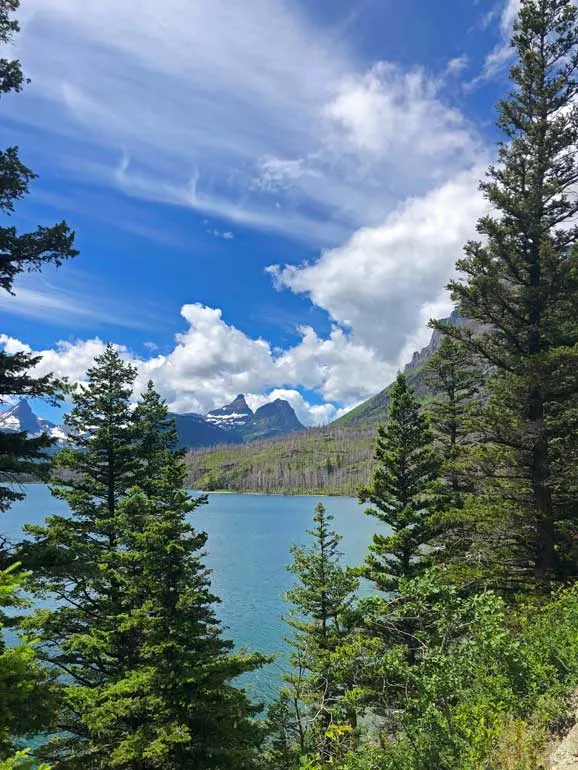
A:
<box><xmin>0</xmin><ymin>398</ymin><xmax>66</xmax><ymax>442</ymax></box>
<box><xmin>205</xmin><ymin>393</ymin><xmax>254</xmax><ymax>432</ymax></box>
<box><xmin>0</xmin><ymin>399</ymin><xmax>44</xmax><ymax>434</ymax></box>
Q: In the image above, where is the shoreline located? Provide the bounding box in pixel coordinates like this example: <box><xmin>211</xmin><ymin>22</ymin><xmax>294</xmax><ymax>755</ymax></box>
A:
<box><xmin>193</xmin><ymin>489</ymin><xmax>351</xmax><ymax>499</ymax></box>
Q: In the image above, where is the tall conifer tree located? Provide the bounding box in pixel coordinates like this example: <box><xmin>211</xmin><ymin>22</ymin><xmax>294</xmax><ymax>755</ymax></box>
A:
<box><xmin>0</xmin><ymin>0</ymin><xmax>77</xmax><ymax>517</ymax></box>
<box><xmin>270</xmin><ymin>503</ymin><xmax>358</xmax><ymax>764</ymax></box>
<box><xmin>24</xmin><ymin>347</ymin><xmax>139</xmax><ymax>766</ymax></box>
<box><xmin>359</xmin><ymin>373</ymin><xmax>441</xmax><ymax>593</ymax></box>
<box><xmin>435</xmin><ymin>0</ymin><xmax>578</xmax><ymax>583</ymax></box>
<box><xmin>28</xmin><ymin>369</ymin><xmax>267</xmax><ymax>769</ymax></box>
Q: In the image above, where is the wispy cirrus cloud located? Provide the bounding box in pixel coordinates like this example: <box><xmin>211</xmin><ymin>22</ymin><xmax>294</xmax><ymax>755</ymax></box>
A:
<box><xmin>468</xmin><ymin>0</ymin><xmax>521</xmax><ymax>86</ymax></box>
<box><xmin>0</xmin><ymin>276</ymin><xmax>161</xmax><ymax>330</ymax></box>
<box><xmin>8</xmin><ymin>0</ymin><xmax>485</xmax><ymax>246</ymax></box>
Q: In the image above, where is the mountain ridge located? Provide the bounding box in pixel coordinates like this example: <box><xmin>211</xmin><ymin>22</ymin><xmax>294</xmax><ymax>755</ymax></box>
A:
<box><xmin>0</xmin><ymin>394</ymin><xmax>304</xmax><ymax>451</ymax></box>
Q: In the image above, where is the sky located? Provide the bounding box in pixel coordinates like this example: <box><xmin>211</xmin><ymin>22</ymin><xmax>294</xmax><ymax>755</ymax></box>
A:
<box><xmin>0</xmin><ymin>0</ymin><xmax>521</xmax><ymax>426</ymax></box>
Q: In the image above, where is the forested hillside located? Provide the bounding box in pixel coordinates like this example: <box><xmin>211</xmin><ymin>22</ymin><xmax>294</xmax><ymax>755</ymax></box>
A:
<box><xmin>185</xmin><ymin>425</ymin><xmax>375</xmax><ymax>495</ymax></box>
<box><xmin>185</xmin><ymin>325</ymin><xmax>444</xmax><ymax>494</ymax></box>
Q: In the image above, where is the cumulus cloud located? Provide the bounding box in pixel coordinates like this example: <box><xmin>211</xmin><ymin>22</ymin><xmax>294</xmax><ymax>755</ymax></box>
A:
<box><xmin>269</xmin><ymin>168</ymin><xmax>488</xmax><ymax>362</ymax></box>
<box><xmin>0</xmin><ymin>304</ymin><xmax>399</xmax><ymax>426</ymax></box>
<box><xmin>322</xmin><ymin>64</ymin><xmax>477</xmax><ymax>166</ymax></box>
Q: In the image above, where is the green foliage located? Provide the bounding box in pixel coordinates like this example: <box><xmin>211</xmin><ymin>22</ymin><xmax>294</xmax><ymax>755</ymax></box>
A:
<box><xmin>435</xmin><ymin>0</ymin><xmax>578</xmax><ymax>585</ymax></box>
<box><xmin>267</xmin><ymin>504</ymin><xmax>359</xmax><ymax>765</ymax></box>
<box><xmin>0</xmin><ymin>565</ymin><xmax>55</xmax><ymax>761</ymax></box>
<box><xmin>0</xmin><ymin>750</ymin><xmax>50</xmax><ymax>770</ymax></box>
<box><xmin>359</xmin><ymin>373</ymin><xmax>442</xmax><ymax>592</ymax></box>
<box><xmin>301</xmin><ymin>574</ymin><xmax>578</xmax><ymax>770</ymax></box>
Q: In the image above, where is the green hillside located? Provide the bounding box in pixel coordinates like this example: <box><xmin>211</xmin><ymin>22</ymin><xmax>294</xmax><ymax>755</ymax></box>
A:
<box><xmin>184</xmin><ymin>325</ymin><xmax>447</xmax><ymax>495</ymax></box>
<box><xmin>185</xmin><ymin>425</ymin><xmax>376</xmax><ymax>496</ymax></box>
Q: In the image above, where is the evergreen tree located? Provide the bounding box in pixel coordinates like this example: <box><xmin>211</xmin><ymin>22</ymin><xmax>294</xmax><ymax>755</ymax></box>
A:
<box><xmin>132</xmin><ymin>380</ymin><xmax>181</xmax><ymax>498</ymax></box>
<box><xmin>0</xmin><ymin>564</ymin><xmax>55</xmax><ymax>762</ymax></box>
<box><xmin>28</xmin><ymin>371</ymin><xmax>267</xmax><ymax>769</ymax></box>
<box><xmin>359</xmin><ymin>373</ymin><xmax>441</xmax><ymax>593</ymax></box>
<box><xmin>425</xmin><ymin>337</ymin><xmax>482</xmax><ymax>504</ymax></box>
<box><xmin>113</xmin><ymin>385</ymin><xmax>267</xmax><ymax>770</ymax></box>
<box><xmin>271</xmin><ymin>503</ymin><xmax>359</xmax><ymax>764</ymax></box>
<box><xmin>0</xmin><ymin>0</ymin><xmax>77</xmax><ymax>517</ymax></box>
<box><xmin>434</xmin><ymin>0</ymin><xmax>578</xmax><ymax>584</ymax></box>
<box><xmin>22</xmin><ymin>347</ymin><xmax>139</xmax><ymax>765</ymax></box>
<box><xmin>49</xmin><ymin>344</ymin><xmax>139</xmax><ymax>525</ymax></box>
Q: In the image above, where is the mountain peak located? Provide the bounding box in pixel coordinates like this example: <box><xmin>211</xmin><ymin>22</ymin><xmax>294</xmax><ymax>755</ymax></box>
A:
<box><xmin>205</xmin><ymin>393</ymin><xmax>254</xmax><ymax>432</ymax></box>
<box><xmin>244</xmin><ymin>398</ymin><xmax>303</xmax><ymax>441</ymax></box>
<box><xmin>0</xmin><ymin>398</ymin><xmax>60</xmax><ymax>437</ymax></box>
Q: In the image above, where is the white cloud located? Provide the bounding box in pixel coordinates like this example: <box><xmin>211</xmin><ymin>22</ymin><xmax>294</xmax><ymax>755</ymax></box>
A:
<box><xmin>476</xmin><ymin>0</ymin><xmax>521</xmax><ymax>83</ymax></box>
<box><xmin>446</xmin><ymin>55</ymin><xmax>469</xmax><ymax>77</ymax></box>
<box><xmin>269</xmin><ymin>168</ymin><xmax>488</xmax><ymax>362</ymax></box>
<box><xmin>206</xmin><ymin>229</ymin><xmax>234</xmax><ymax>240</ymax></box>
<box><xmin>0</xmin><ymin>304</ymin><xmax>397</xmax><ymax>426</ymax></box>
<box><xmin>8</xmin><ymin>0</ymin><xmax>485</xmax><ymax>246</ymax></box>
<box><xmin>322</xmin><ymin>63</ymin><xmax>476</xmax><ymax>166</ymax></box>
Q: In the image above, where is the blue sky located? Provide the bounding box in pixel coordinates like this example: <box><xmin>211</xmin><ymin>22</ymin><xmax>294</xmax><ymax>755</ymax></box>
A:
<box><xmin>0</xmin><ymin>0</ymin><xmax>519</xmax><ymax>425</ymax></box>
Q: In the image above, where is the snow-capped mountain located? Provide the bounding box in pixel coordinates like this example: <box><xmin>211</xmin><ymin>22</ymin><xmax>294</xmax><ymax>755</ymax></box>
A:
<box><xmin>205</xmin><ymin>394</ymin><xmax>254</xmax><ymax>432</ymax></box>
<box><xmin>174</xmin><ymin>394</ymin><xmax>304</xmax><ymax>448</ymax></box>
<box><xmin>0</xmin><ymin>399</ymin><xmax>67</xmax><ymax>441</ymax></box>
<box><xmin>0</xmin><ymin>396</ymin><xmax>305</xmax><ymax>452</ymax></box>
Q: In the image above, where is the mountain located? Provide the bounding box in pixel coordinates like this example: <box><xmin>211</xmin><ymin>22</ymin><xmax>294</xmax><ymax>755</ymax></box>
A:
<box><xmin>173</xmin><ymin>395</ymin><xmax>304</xmax><ymax>449</ymax></box>
<box><xmin>334</xmin><ymin>311</ymin><xmax>471</xmax><ymax>429</ymax></box>
<box><xmin>0</xmin><ymin>399</ymin><xmax>67</xmax><ymax>441</ymax></box>
<box><xmin>0</xmin><ymin>395</ymin><xmax>304</xmax><ymax>453</ymax></box>
<box><xmin>205</xmin><ymin>394</ymin><xmax>253</xmax><ymax>432</ymax></box>
<box><xmin>242</xmin><ymin>399</ymin><xmax>304</xmax><ymax>441</ymax></box>
<box><xmin>172</xmin><ymin>412</ymin><xmax>242</xmax><ymax>450</ymax></box>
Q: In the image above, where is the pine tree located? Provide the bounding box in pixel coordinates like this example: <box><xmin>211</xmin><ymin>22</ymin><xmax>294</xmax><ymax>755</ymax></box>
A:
<box><xmin>425</xmin><ymin>337</ymin><xmax>482</xmax><ymax>505</ymax></box>
<box><xmin>22</xmin><ymin>346</ymin><xmax>139</xmax><ymax>765</ymax></box>
<box><xmin>0</xmin><ymin>0</ymin><xmax>77</xmax><ymax>517</ymax></box>
<box><xmin>273</xmin><ymin>503</ymin><xmax>359</xmax><ymax>764</ymax></box>
<box><xmin>28</xmin><ymin>372</ymin><xmax>267</xmax><ymax>769</ymax></box>
<box><xmin>434</xmin><ymin>0</ymin><xmax>578</xmax><ymax>583</ymax></box>
<box><xmin>132</xmin><ymin>380</ymin><xmax>181</xmax><ymax>498</ymax></box>
<box><xmin>359</xmin><ymin>373</ymin><xmax>441</xmax><ymax>593</ymax></box>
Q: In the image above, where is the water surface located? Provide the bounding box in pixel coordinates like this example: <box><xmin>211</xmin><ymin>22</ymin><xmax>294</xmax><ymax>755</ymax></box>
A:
<box><xmin>5</xmin><ymin>485</ymin><xmax>381</xmax><ymax>702</ymax></box>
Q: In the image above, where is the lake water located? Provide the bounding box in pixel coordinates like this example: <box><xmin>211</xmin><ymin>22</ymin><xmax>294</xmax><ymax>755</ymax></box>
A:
<box><xmin>4</xmin><ymin>485</ymin><xmax>381</xmax><ymax>704</ymax></box>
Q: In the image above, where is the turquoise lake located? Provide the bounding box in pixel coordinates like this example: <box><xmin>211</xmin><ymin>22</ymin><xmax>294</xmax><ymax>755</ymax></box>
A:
<box><xmin>4</xmin><ymin>485</ymin><xmax>381</xmax><ymax>704</ymax></box>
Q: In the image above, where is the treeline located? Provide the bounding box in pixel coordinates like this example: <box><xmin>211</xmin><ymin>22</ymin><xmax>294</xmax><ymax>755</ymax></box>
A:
<box><xmin>184</xmin><ymin>426</ymin><xmax>375</xmax><ymax>496</ymax></box>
